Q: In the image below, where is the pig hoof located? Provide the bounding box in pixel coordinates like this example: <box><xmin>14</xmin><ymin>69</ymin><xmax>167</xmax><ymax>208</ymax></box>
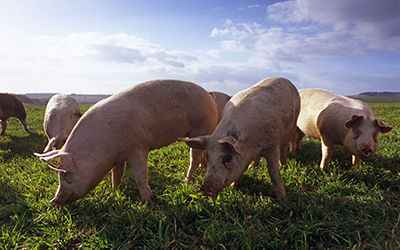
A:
<box><xmin>184</xmin><ymin>177</ymin><xmax>194</xmax><ymax>183</ymax></box>
<box><xmin>274</xmin><ymin>190</ymin><xmax>286</xmax><ymax>201</ymax></box>
<box><xmin>140</xmin><ymin>190</ymin><xmax>153</xmax><ymax>203</ymax></box>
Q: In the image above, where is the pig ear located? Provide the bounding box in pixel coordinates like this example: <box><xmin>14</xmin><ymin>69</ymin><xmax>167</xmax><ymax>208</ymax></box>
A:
<box><xmin>34</xmin><ymin>150</ymin><xmax>74</xmax><ymax>172</ymax></box>
<box><xmin>179</xmin><ymin>136</ymin><xmax>209</xmax><ymax>150</ymax></box>
<box><xmin>43</xmin><ymin>137</ymin><xmax>57</xmax><ymax>153</ymax></box>
<box><xmin>345</xmin><ymin>115</ymin><xmax>364</xmax><ymax>128</ymax></box>
<box><xmin>217</xmin><ymin>136</ymin><xmax>241</xmax><ymax>155</ymax></box>
<box><xmin>375</xmin><ymin>119</ymin><xmax>393</xmax><ymax>134</ymax></box>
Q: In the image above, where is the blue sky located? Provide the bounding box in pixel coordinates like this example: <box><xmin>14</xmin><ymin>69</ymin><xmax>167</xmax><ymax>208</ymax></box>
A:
<box><xmin>1</xmin><ymin>0</ymin><xmax>399</xmax><ymax>95</ymax></box>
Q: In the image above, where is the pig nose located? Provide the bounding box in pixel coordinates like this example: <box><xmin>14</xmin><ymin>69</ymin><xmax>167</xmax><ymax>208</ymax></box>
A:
<box><xmin>361</xmin><ymin>148</ymin><xmax>373</xmax><ymax>158</ymax></box>
<box><xmin>199</xmin><ymin>185</ymin><xmax>215</xmax><ymax>196</ymax></box>
<box><xmin>50</xmin><ymin>198</ymin><xmax>62</xmax><ymax>207</ymax></box>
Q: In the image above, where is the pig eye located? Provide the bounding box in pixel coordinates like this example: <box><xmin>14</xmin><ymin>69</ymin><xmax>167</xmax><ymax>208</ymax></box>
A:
<box><xmin>61</xmin><ymin>172</ymin><xmax>73</xmax><ymax>184</ymax></box>
<box><xmin>222</xmin><ymin>154</ymin><xmax>232</xmax><ymax>167</ymax></box>
<box><xmin>373</xmin><ymin>132</ymin><xmax>378</xmax><ymax>142</ymax></box>
<box><xmin>353</xmin><ymin>130</ymin><xmax>361</xmax><ymax>139</ymax></box>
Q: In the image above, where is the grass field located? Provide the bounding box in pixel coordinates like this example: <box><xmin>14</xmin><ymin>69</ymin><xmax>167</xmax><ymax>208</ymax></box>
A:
<box><xmin>0</xmin><ymin>103</ymin><xmax>399</xmax><ymax>248</ymax></box>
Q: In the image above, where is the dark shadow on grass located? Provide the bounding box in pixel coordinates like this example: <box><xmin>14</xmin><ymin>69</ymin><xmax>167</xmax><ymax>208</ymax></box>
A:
<box><xmin>0</xmin><ymin>132</ymin><xmax>47</xmax><ymax>161</ymax></box>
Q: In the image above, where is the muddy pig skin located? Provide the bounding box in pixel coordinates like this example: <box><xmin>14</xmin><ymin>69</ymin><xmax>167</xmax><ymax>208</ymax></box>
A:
<box><xmin>0</xmin><ymin>93</ymin><xmax>30</xmax><ymax>135</ymax></box>
<box><xmin>35</xmin><ymin>80</ymin><xmax>218</xmax><ymax>206</ymax></box>
<box><xmin>290</xmin><ymin>88</ymin><xmax>392</xmax><ymax>170</ymax></box>
<box><xmin>182</xmin><ymin>77</ymin><xmax>300</xmax><ymax>200</ymax></box>
<box><xmin>43</xmin><ymin>94</ymin><xmax>82</xmax><ymax>153</ymax></box>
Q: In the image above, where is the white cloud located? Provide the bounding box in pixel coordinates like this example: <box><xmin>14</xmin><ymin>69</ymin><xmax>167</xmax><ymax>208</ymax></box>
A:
<box><xmin>248</xmin><ymin>4</ymin><xmax>261</xmax><ymax>9</ymax></box>
<box><xmin>267</xmin><ymin>0</ymin><xmax>400</xmax><ymax>51</ymax></box>
<box><xmin>206</xmin><ymin>0</ymin><xmax>400</xmax><ymax>94</ymax></box>
<box><xmin>0</xmin><ymin>32</ymin><xmax>198</xmax><ymax>94</ymax></box>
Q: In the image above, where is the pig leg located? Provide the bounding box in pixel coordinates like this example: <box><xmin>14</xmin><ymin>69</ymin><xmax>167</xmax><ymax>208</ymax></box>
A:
<box><xmin>1</xmin><ymin>119</ymin><xmax>8</xmax><ymax>135</ymax></box>
<box><xmin>128</xmin><ymin>151</ymin><xmax>152</xmax><ymax>202</ymax></box>
<box><xmin>289</xmin><ymin>127</ymin><xmax>304</xmax><ymax>153</ymax></box>
<box><xmin>320</xmin><ymin>140</ymin><xmax>333</xmax><ymax>170</ymax></box>
<box><xmin>265</xmin><ymin>147</ymin><xmax>286</xmax><ymax>200</ymax></box>
<box><xmin>279</xmin><ymin>143</ymin><xmax>288</xmax><ymax>166</ymax></box>
<box><xmin>200</xmin><ymin>150</ymin><xmax>207</xmax><ymax>169</ymax></box>
<box><xmin>185</xmin><ymin>148</ymin><xmax>203</xmax><ymax>183</ymax></box>
<box><xmin>20</xmin><ymin>118</ymin><xmax>30</xmax><ymax>133</ymax></box>
<box><xmin>112</xmin><ymin>162</ymin><xmax>126</xmax><ymax>190</ymax></box>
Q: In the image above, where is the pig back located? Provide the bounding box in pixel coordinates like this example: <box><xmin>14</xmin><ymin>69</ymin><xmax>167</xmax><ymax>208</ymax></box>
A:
<box><xmin>65</xmin><ymin>80</ymin><xmax>218</xmax><ymax>155</ymax></box>
<box><xmin>298</xmin><ymin>89</ymin><xmax>375</xmax><ymax>141</ymax></box>
<box><xmin>209</xmin><ymin>91</ymin><xmax>231</xmax><ymax>121</ymax></box>
<box><xmin>126</xmin><ymin>80</ymin><xmax>218</xmax><ymax>149</ymax></box>
<box><xmin>297</xmin><ymin>89</ymin><xmax>340</xmax><ymax>139</ymax></box>
<box><xmin>219</xmin><ymin>77</ymin><xmax>300</xmax><ymax>150</ymax></box>
<box><xmin>0</xmin><ymin>93</ymin><xmax>26</xmax><ymax>120</ymax></box>
<box><xmin>44</xmin><ymin>94</ymin><xmax>81</xmax><ymax>139</ymax></box>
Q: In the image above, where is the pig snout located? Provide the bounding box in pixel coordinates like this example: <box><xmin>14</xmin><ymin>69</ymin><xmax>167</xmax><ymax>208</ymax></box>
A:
<box><xmin>200</xmin><ymin>176</ymin><xmax>224</xmax><ymax>196</ymax></box>
<box><xmin>50</xmin><ymin>197</ymin><xmax>63</xmax><ymax>207</ymax></box>
<box><xmin>199</xmin><ymin>185</ymin><xmax>216</xmax><ymax>196</ymax></box>
<box><xmin>360</xmin><ymin>147</ymin><xmax>373</xmax><ymax>159</ymax></box>
<box><xmin>50</xmin><ymin>188</ymin><xmax>75</xmax><ymax>207</ymax></box>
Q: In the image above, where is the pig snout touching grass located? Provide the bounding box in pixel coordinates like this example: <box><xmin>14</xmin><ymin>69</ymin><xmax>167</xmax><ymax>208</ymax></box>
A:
<box><xmin>182</xmin><ymin>77</ymin><xmax>300</xmax><ymax>200</ymax></box>
<box><xmin>43</xmin><ymin>94</ymin><xmax>82</xmax><ymax>153</ymax></box>
<box><xmin>34</xmin><ymin>80</ymin><xmax>218</xmax><ymax>206</ymax></box>
<box><xmin>0</xmin><ymin>93</ymin><xmax>30</xmax><ymax>135</ymax></box>
<box><xmin>290</xmin><ymin>88</ymin><xmax>393</xmax><ymax>170</ymax></box>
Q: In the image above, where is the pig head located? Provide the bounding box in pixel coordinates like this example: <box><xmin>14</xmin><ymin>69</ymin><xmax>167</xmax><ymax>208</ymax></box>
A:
<box><xmin>34</xmin><ymin>150</ymin><xmax>107</xmax><ymax>207</ymax></box>
<box><xmin>343</xmin><ymin>115</ymin><xmax>392</xmax><ymax>165</ymax></box>
<box><xmin>182</xmin><ymin>122</ymin><xmax>253</xmax><ymax>196</ymax></box>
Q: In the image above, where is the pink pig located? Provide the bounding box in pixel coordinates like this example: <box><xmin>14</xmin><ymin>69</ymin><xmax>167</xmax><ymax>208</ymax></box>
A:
<box><xmin>35</xmin><ymin>80</ymin><xmax>218</xmax><ymax>206</ymax></box>
<box><xmin>43</xmin><ymin>94</ymin><xmax>82</xmax><ymax>153</ymax></box>
<box><xmin>290</xmin><ymin>88</ymin><xmax>393</xmax><ymax>170</ymax></box>
<box><xmin>182</xmin><ymin>77</ymin><xmax>300</xmax><ymax>200</ymax></box>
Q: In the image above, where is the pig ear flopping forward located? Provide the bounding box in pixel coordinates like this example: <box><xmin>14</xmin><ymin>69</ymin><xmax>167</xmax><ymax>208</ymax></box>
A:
<box><xmin>217</xmin><ymin>136</ymin><xmax>241</xmax><ymax>155</ymax></box>
<box><xmin>34</xmin><ymin>150</ymin><xmax>74</xmax><ymax>172</ymax></box>
<box><xmin>43</xmin><ymin>137</ymin><xmax>57</xmax><ymax>153</ymax></box>
<box><xmin>345</xmin><ymin>115</ymin><xmax>364</xmax><ymax>129</ymax></box>
<box><xmin>179</xmin><ymin>136</ymin><xmax>210</xmax><ymax>150</ymax></box>
<box><xmin>375</xmin><ymin>119</ymin><xmax>393</xmax><ymax>134</ymax></box>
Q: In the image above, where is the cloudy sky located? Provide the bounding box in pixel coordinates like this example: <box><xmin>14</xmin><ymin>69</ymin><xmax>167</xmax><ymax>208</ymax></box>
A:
<box><xmin>1</xmin><ymin>0</ymin><xmax>399</xmax><ymax>95</ymax></box>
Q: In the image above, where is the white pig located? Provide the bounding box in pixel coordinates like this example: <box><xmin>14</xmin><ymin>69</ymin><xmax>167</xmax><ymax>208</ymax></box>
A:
<box><xmin>290</xmin><ymin>88</ymin><xmax>393</xmax><ymax>170</ymax></box>
<box><xmin>181</xmin><ymin>77</ymin><xmax>300</xmax><ymax>200</ymax></box>
<box><xmin>43</xmin><ymin>94</ymin><xmax>82</xmax><ymax>153</ymax></box>
<box><xmin>35</xmin><ymin>80</ymin><xmax>218</xmax><ymax>206</ymax></box>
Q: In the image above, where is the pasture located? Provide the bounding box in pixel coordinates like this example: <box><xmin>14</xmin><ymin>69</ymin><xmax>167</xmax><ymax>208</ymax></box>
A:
<box><xmin>0</xmin><ymin>103</ymin><xmax>399</xmax><ymax>248</ymax></box>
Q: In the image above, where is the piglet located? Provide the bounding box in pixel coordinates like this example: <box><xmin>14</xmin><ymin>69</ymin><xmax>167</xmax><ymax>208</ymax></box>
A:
<box><xmin>182</xmin><ymin>77</ymin><xmax>300</xmax><ymax>200</ymax></box>
<box><xmin>290</xmin><ymin>88</ymin><xmax>392</xmax><ymax>170</ymax></box>
<box><xmin>35</xmin><ymin>80</ymin><xmax>218</xmax><ymax>206</ymax></box>
<box><xmin>43</xmin><ymin>94</ymin><xmax>82</xmax><ymax>152</ymax></box>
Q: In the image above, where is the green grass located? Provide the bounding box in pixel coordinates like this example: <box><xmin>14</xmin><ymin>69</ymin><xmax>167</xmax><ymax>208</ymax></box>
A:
<box><xmin>1</xmin><ymin>103</ymin><xmax>399</xmax><ymax>248</ymax></box>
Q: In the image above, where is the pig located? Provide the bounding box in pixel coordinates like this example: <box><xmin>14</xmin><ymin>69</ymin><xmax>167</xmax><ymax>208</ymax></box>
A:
<box><xmin>290</xmin><ymin>88</ymin><xmax>393</xmax><ymax>170</ymax></box>
<box><xmin>209</xmin><ymin>91</ymin><xmax>231</xmax><ymax>121</ymax></box>
<box><xmin>34</xmin><ymin>79</ymin><xmax>218</xmax><ymax>206</ymax></box>
<box><xmin>0</xmin><ymin>93</ymin><xmax>30</xmax><ymax>135</ymax></box>
<box><xmin>43</xmin><ymin>94</ymin><xmax>82</xmax><ymax>153</ymax></box>
<box><xmin>181</xmin><ymin>77</ymin><xmax>300</xmax><ymax>200</ymax></box>
<box><xmin>189</xmin><ymin>91</ymin><xmax>231</xmax><ymax>175</ymax></box>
